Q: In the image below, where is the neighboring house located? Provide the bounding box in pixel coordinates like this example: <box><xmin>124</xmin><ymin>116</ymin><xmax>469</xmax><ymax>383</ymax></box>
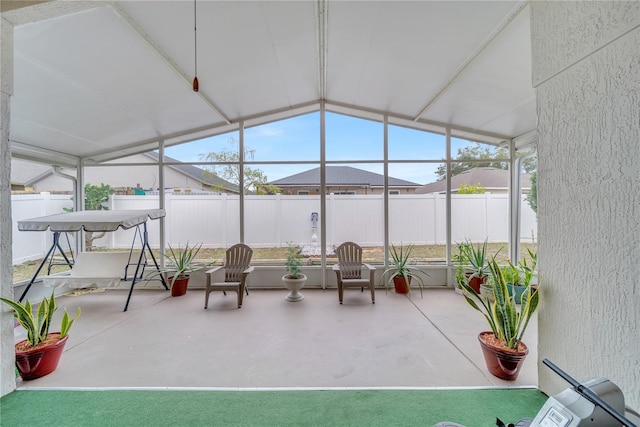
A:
<box><xmin>417</xmin><ymin>167</ymin><xmax>531</xmax><ymax>194</ymax></box>
<box><xmin>268</xmin><ymin>166</ymin><xmax>422</xmax><ymax>195</ymax></box>
<box><xmin>10</xmin><ymin>159</ymin><xmax>52</xmax><ymax>192</ymax></box>
<box><xmin>10</xmin><ymin>153</ymin><xmax>240</xmax><ymax>195</ymax></box>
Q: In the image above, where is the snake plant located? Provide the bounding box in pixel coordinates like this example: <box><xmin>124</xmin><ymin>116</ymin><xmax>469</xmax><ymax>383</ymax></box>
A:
<box><xmin>460</xmin><ymin>258</ymin><xmax>539</xmax><ymax>350</ymax></box>
<box><xmin>1</xmin><ymin>291</ymin><xmax>81</xmax><ymax>348</ymax></box>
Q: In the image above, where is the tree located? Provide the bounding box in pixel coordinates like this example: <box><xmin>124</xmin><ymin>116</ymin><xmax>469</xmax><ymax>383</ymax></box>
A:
<box><xmin>84</xmin><ymin>183</ymin><xmax>114</xmax><ymax>211</ymax></box>
<box><xmin>436</xmin><ymin>143</ymin><xmax>536</xmax><ymax>180</ymax></box>
<box><xmin>457</xmin><ymin>183</ymin><xmax>486</xmax><ymax>194</ymax></box>
<box><xmin>67</xmin><ymin>183</ymin><xmax>114</xmax><ymax>251</ymax></box>
<box><xmin>200</xmin><ymin>138</ymin><xmax>280</xmax><ymax>195</ymax></box>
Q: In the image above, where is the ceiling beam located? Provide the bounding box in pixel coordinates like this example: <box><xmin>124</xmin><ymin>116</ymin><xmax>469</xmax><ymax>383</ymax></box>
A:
<box><xmin>315</xmin><ymin>0</ymin><xmax>328</xmax><ymax>100</ymax></box>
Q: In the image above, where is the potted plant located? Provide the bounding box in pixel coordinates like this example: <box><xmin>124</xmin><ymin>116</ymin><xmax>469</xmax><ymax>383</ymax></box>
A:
<box><xmin>460</xmin><ymin>258</ymin><xmax>540</xmax><ymax>380</ymax></box>
<box><xmin>460</xmin><ymin>238</ymin><xmax>495</xmax><ymax>294</ymax></box>
<box><xmin>519</xmin><ymin>248</ymin><xmax>538</xmax><ymax>291</ymax></box>
<box><xmin>381</xmin><ymin>243</ymin><xmax>428</xmax><ymax>296</ymax></box>
<box><xmin>149</xmin><ymin>242</ymin><xmax>204</xmax><ymax>297</ymax></box>
<box><xmin>502</xmin><ymin>260</ymin><xmax>525</xmax><ymax>303</ymax></box>
<box><xmin>0</xmin><ymin>291</ymin><xmax>81</xmax><ymax>380</ymax></box>
<box><xmin>453</xmin><ymin>241</ymin><xmax>471</xmax><ymax>294</ymax></box>
<box><xmin>282</xmin><ymin>242</ymin><xmax>306</xmax><ymax>302</ymax></box>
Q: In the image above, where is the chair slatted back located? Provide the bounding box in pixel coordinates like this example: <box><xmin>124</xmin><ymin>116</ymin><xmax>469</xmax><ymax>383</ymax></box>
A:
<box><xmin>224</xmin><ymin>244</ymin><xmax>253</xmax><ymax>282</ymax></box>
<box><xmin>336</xmin><ymin>242</ymin><xmax>363</xmax><ymax>279</ymax></box>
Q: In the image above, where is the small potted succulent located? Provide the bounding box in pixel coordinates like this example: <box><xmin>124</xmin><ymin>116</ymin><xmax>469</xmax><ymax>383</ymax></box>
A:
<box><xmin>1</xmin><ymin>291</ymin><xmax>81</xmax><ymax>380</ymax></box>
<box><xmin>381</xmin><ymin>243</ymin><xmax>428</xmax><ymax>296</ymax></box>
<box><xmin>282</xmin><ymin>242</ymin><xmax>306</xmax><ymax>302</ymax></box>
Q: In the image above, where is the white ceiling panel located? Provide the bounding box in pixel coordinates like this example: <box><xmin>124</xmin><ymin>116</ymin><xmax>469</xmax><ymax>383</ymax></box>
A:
<box><xmin>2</xmin><ymin>0</ymin><xmax>537</xmax><ymax>162</ymax></box>
<box><xmin>422</xmin><ymin>5</ymin><xmax>535</xmax><ymax>137</ymax></box>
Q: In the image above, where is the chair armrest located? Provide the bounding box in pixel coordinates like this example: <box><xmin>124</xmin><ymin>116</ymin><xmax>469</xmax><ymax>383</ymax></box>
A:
<box><xmin>243</xmin><ymin>266</ymin><xmax>255</xmax><ymax>274</ymax></box>
<box><xmin>205</xmin><ymin>266</ymin><xmax>224</xmax><ymax>275</ymax></box>
<box><xmin>363</xmin><ymin>263</ymin><xmax>375</xmax><ymax>271</ymax></box>
<box><xmin>332</xmin><ymin>264</ymin><xmax>341</xmax><ymax>271</ymax></box>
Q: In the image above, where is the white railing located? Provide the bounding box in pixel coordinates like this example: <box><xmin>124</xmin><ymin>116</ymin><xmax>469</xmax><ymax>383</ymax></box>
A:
<box><xmin>11</xmin><ymin>192</ymin><xmax>537</xmax><ymax>264</ymax></box>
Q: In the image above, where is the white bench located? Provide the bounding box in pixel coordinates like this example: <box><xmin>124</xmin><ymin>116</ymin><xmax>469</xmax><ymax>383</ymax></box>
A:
<box><xmin>43</xmin><ymin>252</ymin><xmax>131</xmax><ymax>289</ymax></box>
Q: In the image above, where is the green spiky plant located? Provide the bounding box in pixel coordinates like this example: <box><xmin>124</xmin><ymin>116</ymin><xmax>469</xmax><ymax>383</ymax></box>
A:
<box><xmin>460</xmin><ymin>258</ymin><xmax>539</xmax><ymax>350</ymax></box>
<box><xmin>150</xmin><ymin>241</ymin><xmax>204</xmax><ymax>288</ymax></box>
<box><xmin>460</xmin><ymin>238</ymin><xmax>492</xmax><ymax>280</ymax></box>
<box><xmin>0</xmin><ymin>291</ymin><xmax>81</xmax><ymax>348</ymax></box>
<box><xmin>381</xmin><ymin>243</ymin><xmax>429</xmax><ymax>297</ymax></box>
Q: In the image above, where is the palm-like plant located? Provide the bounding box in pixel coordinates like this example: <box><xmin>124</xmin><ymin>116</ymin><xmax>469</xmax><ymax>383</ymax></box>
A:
<box><xmin>460</xmin><ymin>238</ymin><xmax>492</xmax><ymax>279</ymax></box>
<box><xmin>148</xmin><ymin>242</ymin><xmax>204</xmax><ymax>288</ymax></box>
<box><xmin>381</xmin><ymin>243</ymin><xmax>428</xmax><ymax>297</ymax></box>
<box><xmin>460</xmin><ymin>258</ymin><xmax>539</xmax><ymax>350</ymax></box>
<box><xmin>0</xmin><ymin>292</ymin><xmax>81</xmax><ymax>348</ymax></box>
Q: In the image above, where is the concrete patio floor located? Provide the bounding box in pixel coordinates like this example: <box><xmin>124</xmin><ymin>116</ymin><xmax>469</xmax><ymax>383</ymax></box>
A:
<box><xmin>15</xmin><ymin>287</ymin><xmax>538</xmax><ymax>390</ymax></box>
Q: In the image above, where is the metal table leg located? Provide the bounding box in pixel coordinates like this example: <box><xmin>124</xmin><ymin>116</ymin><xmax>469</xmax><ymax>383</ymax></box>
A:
<box><xmin>123</xmin><ymin>222</ymin><xmax>167</xmax><ymax>311</ymax></box>
<box><xmin>18</xmin><ymin>232</ymin><xmax>74</xmax><ymax>302</ymax></box>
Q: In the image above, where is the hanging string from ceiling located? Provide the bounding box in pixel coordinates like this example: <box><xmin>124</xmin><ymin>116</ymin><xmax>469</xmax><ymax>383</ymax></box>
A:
<box><xmin>192</xmin><ymin>0</ymin><xmax>199</xmax><ymax>92</ymax></box>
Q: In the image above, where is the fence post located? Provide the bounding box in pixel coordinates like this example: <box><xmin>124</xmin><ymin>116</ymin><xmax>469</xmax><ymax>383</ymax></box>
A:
<box><xmin>434</xmin><ymin>193</ymin><xmax>441</xmax><ymax>245</ymax></box>
<box><xmin>275</xmin><ymin>193</ymin><xmax>282</xmax><ymax>247</ymax></box>
<box><xmin>220</xmin><ymin>193</ymin><xmax>227</xmax><ymax>246</ymax></box>
<box><xmin>485</xmin><ymin>192</ymin><xmax>491</xmax><ymax>242</ymax></box>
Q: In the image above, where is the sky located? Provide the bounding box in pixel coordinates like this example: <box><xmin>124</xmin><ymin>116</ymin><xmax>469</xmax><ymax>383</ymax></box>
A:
<box><xmin>164</xmin><ymin>111</ymin><xmax>477</xmax><ymax>185</ymax></box>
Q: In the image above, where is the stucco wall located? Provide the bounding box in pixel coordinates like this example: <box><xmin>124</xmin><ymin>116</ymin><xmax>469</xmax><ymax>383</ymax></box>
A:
<box><xmin>531</xmin><ymin>1</ymin><xmax>639</xmax><ymax>410</ymax></box>
<box><xmin>0</xmin><ymin>16</ymin><xmax>16</xmax><ymax>397</ymax></box>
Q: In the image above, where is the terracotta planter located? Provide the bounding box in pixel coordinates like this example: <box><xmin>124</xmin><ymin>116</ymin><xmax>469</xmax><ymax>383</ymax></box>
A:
<box><xmin>169</xmin><ymin>275</ymin><xmax>190</xmax><ymax>297</ymax></box>
<box><xmin>478</xmin><ymin>331</ymin><xmax>528</xmax><ymax>381</ymax></box>
<box><xmin>393</xmin><ymin>276</ymin><xmax>411</xmax><ymax>294</ymax></box>
<box><xmin>15</xmin><ymin>333</ymin><xmax>68</xmax><ymax>380</ymax></box>
<box><xmin>467</xmin><ymin>275</ymin><xmax>487</xmax><ymax>294</ymax></box>
<box><xmin>282</xmin><ymin>274</ymin><xmax>306</xmax><ymax>302</ymax></box>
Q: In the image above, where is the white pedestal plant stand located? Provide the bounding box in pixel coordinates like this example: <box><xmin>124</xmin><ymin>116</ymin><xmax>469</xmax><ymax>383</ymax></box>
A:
<box><xmin>282</xmin><ymin>275</ymin><xmax>306</xmax><ymax>302</ymax></box>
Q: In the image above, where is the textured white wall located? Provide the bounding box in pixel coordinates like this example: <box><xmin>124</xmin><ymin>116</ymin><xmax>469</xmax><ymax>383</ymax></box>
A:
<box><xmin>531</xmin><ymin>1</ymin><xmax>640</xmax><ymax>410</ymax></box>
<box><xmin>0</xmin><ymin>17</ymin><xmax>16</xmax><ymax>397</ymax></box>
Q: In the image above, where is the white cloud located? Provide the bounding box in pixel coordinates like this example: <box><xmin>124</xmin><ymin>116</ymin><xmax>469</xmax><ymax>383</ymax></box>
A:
<box><xmin>256</xmin><ymin>126</ymin><xmax>284</xmax><ymax>137</ymax></box>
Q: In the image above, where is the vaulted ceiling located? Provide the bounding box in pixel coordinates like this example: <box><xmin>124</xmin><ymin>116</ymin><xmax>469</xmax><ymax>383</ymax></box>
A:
<box><xmin>2</xmin><ymin>1</ymin><xmax>536</xmax><ymax>167</ymax></box>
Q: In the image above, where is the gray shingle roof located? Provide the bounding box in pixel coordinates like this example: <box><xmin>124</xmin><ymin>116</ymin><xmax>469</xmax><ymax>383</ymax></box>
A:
<box><xmin>416</xmin><ymin>167</ymin><xmax>531</xmax><ymax>194</ymax></box>
<box><xmin>270</xmin><ymin>166</ymin><xmax>421</xmax><ymax>188</ymax></box>
<box><xmin>144</xmin><ymin>152</ymin><xmax>240</xmax><ymax>193</ymax></box>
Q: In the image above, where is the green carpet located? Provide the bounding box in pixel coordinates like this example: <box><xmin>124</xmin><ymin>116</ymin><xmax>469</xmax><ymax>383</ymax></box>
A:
<box><xmin>0</xmin><ymin>388</ymin><xmax>548</xmax><ymax>426</ymax></box>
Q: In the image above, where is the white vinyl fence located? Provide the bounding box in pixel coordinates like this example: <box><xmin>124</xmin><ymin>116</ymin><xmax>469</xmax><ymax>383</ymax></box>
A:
<box><xmin>11</xmin><ymin>192</ymin><xmax>537</xmax><ymax>264</ymax></box>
